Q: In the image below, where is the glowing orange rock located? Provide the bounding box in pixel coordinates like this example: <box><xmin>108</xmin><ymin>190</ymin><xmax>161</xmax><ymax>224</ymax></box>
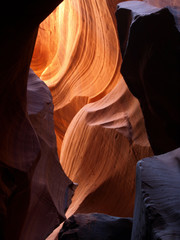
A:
<box><xmin>31</xmin><ymin>0</ymin><xmax>122</xmax><ymax>154</ymax></box>
<box><xmin>61</xmin><ymin>77</ymin><xmax>153</xmax><ymax>218</ymax></box>
<box><xmin>31</xmin><ymin>0</ymin><xmax>153</xmax><ymax>221</ymax></box>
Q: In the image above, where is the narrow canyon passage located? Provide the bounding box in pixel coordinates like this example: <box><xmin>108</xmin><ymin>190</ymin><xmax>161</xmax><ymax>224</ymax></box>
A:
<box><xmin>31</xmin><ymin>0</ymin><xmax>153</xmax><ymax>220</ymax></box>
<box><xmin>0</xmin><ymin>0</ymin><xmax>179</xmax><ymax>239</ymax></box>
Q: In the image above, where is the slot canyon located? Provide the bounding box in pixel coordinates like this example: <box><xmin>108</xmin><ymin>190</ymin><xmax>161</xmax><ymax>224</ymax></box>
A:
<box><xmin>0</xmin><ymin>0</ymin><xmax>179</xmax><ymax>240</ymax></box>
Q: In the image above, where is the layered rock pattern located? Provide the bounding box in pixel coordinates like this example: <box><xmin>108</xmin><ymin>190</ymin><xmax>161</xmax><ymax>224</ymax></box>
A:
<box><xmin>116</xmin><ymin>1</ymin><xmax>180</xmax><ymax>154</ymax></box>
<box><xmin>61</xmin><ymin>77</ymin><xmax>152</xmax><ymax>218</ymax></box>
<box><xmin>31</xmin><ymin>0</ymin><xmax>153</xmax><ymax>222</ymax></box>
<box><xmin>31</xmin><ymin>0</ymin><xmax>123</xmax><ymax>155</ymax></box>
<box><xmin>132</xmin><ymin>148</ymin><xmax>180</xmax><ymax>239</ymax></box>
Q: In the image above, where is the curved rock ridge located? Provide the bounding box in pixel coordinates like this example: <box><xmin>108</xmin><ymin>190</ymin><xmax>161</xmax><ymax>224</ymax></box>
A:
<box><xmin>31</xmin><ymin>0</ymin><xmax>123</xmax><ymax>154</ymax></box>
<box><xmin>60</xmin><ymin>77</ymin><xmax>153</xmax><ymax>218</ymax></box>
<box><xmin>30</xmin><ymin>0</ymin><xmax>153</xmax><ymax>232</ymax></box>
<box><xmin>45</xmin><ymin>1</ymin><xmax>179</xmax><ymax>239</ymax></box>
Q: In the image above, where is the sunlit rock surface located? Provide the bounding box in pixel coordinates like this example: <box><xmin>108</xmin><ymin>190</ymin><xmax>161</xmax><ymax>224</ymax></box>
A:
<box><xmin>116</xmin><ymin>1</ymin><xmax>180</xmax><ymax>154</ymax></box>
<box><xmin>132</xmin><ymin>148</ymin><xmax>180</xmax><ymax>239</ymax></box>
<box><xmin>31</xmin><ymin>0</ymin><xmax>153</xmax><ymax>220</ymax></box>
<box><xmin>31</xmin><ymin>0</ymin><xmax>123</xmax><ymax>155</ymax></box>
<box><xmin>1</xmin><ymin>0</ymin><xmax>179</xmax><ymax>239</ymax></box>
<box><xmin>61</xmin><ymin>77</ymin><xmax>152</xmax><ymax>218</ymax></box>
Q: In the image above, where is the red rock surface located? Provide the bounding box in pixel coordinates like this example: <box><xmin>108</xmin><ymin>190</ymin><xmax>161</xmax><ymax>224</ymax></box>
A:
<box><xmin>1</xmin><ymin>0</ymin><xmax>179</xmax><ymax>239</ymax></box>
<box><xmin>61</xmin><ymin>77</ymin><xmax>152</xmax><ymax>218</ymax></box>
<box><xmin>30</xmin><ymin>1</ymin><xmax>154</xmax><ymax>239</ymax></box>
<box><xmin>31</xmin><ymin>0</ymin><xmax>123</xmax><ymax>155</ymax></box>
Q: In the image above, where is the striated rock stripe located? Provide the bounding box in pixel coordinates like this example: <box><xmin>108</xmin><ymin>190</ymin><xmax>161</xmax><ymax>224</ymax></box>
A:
<box><xmin>31</xmin><ymin>0</ymin><xmax>123</xmax><ymax>154</ymax></box>
<box><xmin>60</xmin><ymin>77</ymin><xmax>153</xmax><ymax>218</ymax></box>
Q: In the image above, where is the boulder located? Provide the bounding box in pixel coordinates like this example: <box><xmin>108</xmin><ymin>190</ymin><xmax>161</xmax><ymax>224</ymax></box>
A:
<box><xmin>116</xmin><ymin>1</ymin><xmax>180</xmax><ymax>154</ymax></box>
<box><xmin>132</xmin><ymin>148</ymin><xmax>180</xmax><ymax>239</ymax></box>
<box><xmin>59</xmin><ymin>213</ymin><xmax>132</xmax><ymax>240</ymax></box>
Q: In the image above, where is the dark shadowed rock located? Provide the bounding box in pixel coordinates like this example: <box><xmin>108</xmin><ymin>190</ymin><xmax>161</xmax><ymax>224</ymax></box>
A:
<box><xmin>116</xmin><ymin>1</ymin><xmax>180</xmax><ymax>154</ymax></box>
<box><xmin>18</xmin><ymin>69</ymin><xmax>75</xmax><ymax>240</ymax></box>
<box><xmin>0</xmin><ymin>1</ymin><xmax>75</xmax><ymax>239</ymax></box>
<box><xmin>58</xmin><ymin>213</ymin><xmax>132</xmax><ymax>240</ymax></box>
<box><xmin>132</xmin><ymin>148</ymin><xmax>180</xmax><ymax>240</ymax></box>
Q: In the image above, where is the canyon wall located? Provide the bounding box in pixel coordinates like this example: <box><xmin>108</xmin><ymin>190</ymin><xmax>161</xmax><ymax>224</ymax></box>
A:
<box><xmin>0</xmin><ymin>0</ymin><xmax>179</xmax><ymax>239</ymax></box>
<box><xmin>31</xmin><ymin>0</ymin><xmax>153</xmax><ymax>221</ymax></box>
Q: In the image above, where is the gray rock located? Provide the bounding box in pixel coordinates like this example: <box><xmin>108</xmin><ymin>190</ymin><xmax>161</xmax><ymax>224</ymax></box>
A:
<box><xmin>132</xmin><ymin>148</ymin><xmax>180</xmax><ymax>239</ymax></box>
<box><xmin>59</xmin><ymin>213</ymin><xmax>132</xmax><ymax>240</ymax></box>
<box><xmin>116</xmin><ymin>1</ymin><xmax>180</xmax><ymax>154</ymax></box>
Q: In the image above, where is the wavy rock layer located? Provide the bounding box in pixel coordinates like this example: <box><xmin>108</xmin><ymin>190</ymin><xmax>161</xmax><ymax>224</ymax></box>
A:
<box><xmin>43</xmin><ymin>1</ymin><xmax>179</xmax><ymax>239</ymax></box>
<box><xmin>31</xmin><ymin>0</ymin><xmax>122</xmax><ymax>154</ymax></box>
<box><xmin>61</xmin><ymin>77</ymin><xmax>153</xmax><ymax>218</ymax></box>
<box><xmin>132</xmin><ymin>148</ymin><xmax>180</xmax><ymax>239</ymax></box>
<box><xmin>31</xmin><ymin>0</ymin><xmax>153</xmax><ymax>221</ymax></box>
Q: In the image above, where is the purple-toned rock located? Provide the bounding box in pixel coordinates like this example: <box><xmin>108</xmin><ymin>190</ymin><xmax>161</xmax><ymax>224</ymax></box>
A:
<box><xmin>132</xmin><ymin>148</ymin><xmax>180</xmax><ymax>239</ymax></box>
<box><xmin>59</xmin><ymin>213</ymin><xmax>132</xmax><ymax>240</ymax></box>
<box><xmin>116</xmin><ymin>1</ymin><xmax>180</xmax><ymax>154</ymax></box>
<box><xmin>19</xmin><ymin>69</ymin><xmax>75</xmax><ymax>240</ymax></box>
<box><xmin>0</xmin><ymin>1</ymin><xmax>75</xmax><ymax>239</ymax></box>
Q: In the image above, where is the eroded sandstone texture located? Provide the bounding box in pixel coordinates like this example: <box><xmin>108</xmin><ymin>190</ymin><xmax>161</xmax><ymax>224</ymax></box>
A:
<box><xmin>0</xmin><ymin>1</ymin><xmax>74</xmax><ymax>239</ymax></box>
<box><xmin>31</xmin><ymin>0</ymin><xmax>123</xmax><ymax>155</ymax></box>
<box><xmin>116</xmin><ymin>1</ymin><xmax>180</xmax><ymax>154</ymax></box>
<box><xmin>31</xmin><ymin>0</ymin><xmax>153</xmax><ymax>220</ymax></box>
<box><xmin>61</xmin><ymin>77</ymin><xmax>152</xmax><ymax>218</ymax></box>
<box><xmin>1</xmin><ymin>0</ymin><xmax>180</xmax><ymax>239</ymax></box>
<box><xmin>132</xmin><ymin>148</ymin><xmax>180</xmax><ymax>239</ymax></box>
